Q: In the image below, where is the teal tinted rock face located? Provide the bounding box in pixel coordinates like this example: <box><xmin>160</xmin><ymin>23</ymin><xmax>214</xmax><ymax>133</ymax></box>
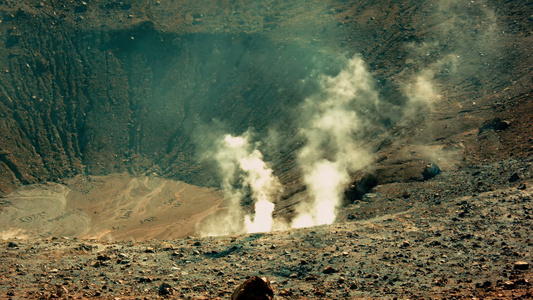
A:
<box><xmin>0</xmin><ymin>0</ymin><xmax>530</xmax><ymax>198</ymax></box>
<box><xmin>0</xmin><ymin>3</ymin><xmax>336</xmax><ymax>191</ymax></box>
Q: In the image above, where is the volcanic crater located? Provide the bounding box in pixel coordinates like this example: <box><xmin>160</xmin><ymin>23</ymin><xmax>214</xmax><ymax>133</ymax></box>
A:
<box><xmin>0</xmin><ymin>0</ymin><xmax>531</xmax><ymax>299</ymax></box>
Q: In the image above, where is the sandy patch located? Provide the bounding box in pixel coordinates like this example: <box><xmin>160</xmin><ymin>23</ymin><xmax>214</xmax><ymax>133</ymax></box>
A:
<box><xmin>0</xmin><ymin>174</ymin><xmax>223</xmax><ymax>241</ymax></box>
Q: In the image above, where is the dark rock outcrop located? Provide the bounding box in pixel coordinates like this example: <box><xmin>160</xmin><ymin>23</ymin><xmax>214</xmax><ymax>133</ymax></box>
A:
<box><xmin>232</xmin><ymin>276</ymin><xmax>274</xmax><ymax>300</ymax></box>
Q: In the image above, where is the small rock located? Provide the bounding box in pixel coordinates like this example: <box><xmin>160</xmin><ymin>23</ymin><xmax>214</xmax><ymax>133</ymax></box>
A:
<box><xmin>138</xmin><ymin>277</ymin><xmax>153</xmax><ymax>283</ymax></box>
<box><xmin>7</xmin><ymin>242</ymin><xmax>18</xmax><ymax>248</ymax></box>
<box><xmin>305</xmin><ymin>275</ymin><xmax>317</xmax><ymax>281</ymax></box>
<box><xmin>97</xmin><ymin>254</ymin><xmax>111</xmax><ymax>261</ymax></box>
<box><xmin>158</xmin><ymin>282</ymin><xmax>173</xmax><ymax>296</ymax></box>
<box><xmin>503</xmin><ymin>281</ymin><xmax>516</xmax><ymax>289</ymax></box>
<box><xmin>479</xmin><ymin>118</ymin><xmax>510</xmax><ymax>134</ymax></box>
<box><xmin>518</xmin><ymin>183</ymin><xmax>527</xmax><ymax>190</ymax></box>
<box><xmin>77</xmin><ymin>243</ymin><xmax>95</xmax><ymax>252</ymax></box>
<box><xmin>423</xmin><ymin>163</ymin><xmax>441</xmax><ymax>180</ymax></box>
<box><xmin>429</xmin><ymin>240</ymin><xmax>442</xmax><ymax>247</ymax></box>
<box><xmin>231</xmin><ymin>276</ymin><xmax>274</xmax><ymax>300</ymax></box>
<box><xmin>400</xmin><ymin>240</ymin><xmax>411</xmax><ymax>248</ymax></box>
<box><xmin>322</xmin><ymin>266</ymin><xmax>337</xmax><ymax>274</ymax></box>
<box><xmin>514</xmin><ymin>261</ymin><xmax>529</xmax><ymax>270</ymax></box>
<box><xmin>344</xmin><ymin>173</ymin><xmax>378</xmax><ymax>202</ymax></box>
<box><xmin>476</xmin><ymin>281</ymin><xmax>492</xmax><ymax>289</ymax></box>
<box><xmin>509</xmin><ymin>173</ymin><xmax>520</xmax><ymax>183</ymax></box>
<box><xmin>161</xmin><ymin>243</ymin><xmax>174</xmax><ymax>251</ymax></box>
<box><xmin>92</xmin><ymin>261</ymin><xmax>106</xmax><ymax>268</ymax></box>
<box><xmin>145</xmin><ymin>247</ymin><xmax>155</xmax><ymax>253</ymax></box>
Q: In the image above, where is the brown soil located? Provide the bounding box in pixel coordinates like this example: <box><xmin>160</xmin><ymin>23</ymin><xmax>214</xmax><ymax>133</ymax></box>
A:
<box><xmin>0</xmin><ymin>177</ymin><xmax>531</xmax><ymax>299</ymax></box>
<box><xmin>0</xmin><ymin>174</ymin><xmax>223</xmax><ymax>241</ymax></box>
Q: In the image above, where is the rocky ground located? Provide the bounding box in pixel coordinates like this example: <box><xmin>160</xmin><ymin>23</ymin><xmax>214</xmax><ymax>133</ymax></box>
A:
<box><xmin>0</xmin><ymin>157</ymin><xmax>531</xmax><ymax>299</ymax></box>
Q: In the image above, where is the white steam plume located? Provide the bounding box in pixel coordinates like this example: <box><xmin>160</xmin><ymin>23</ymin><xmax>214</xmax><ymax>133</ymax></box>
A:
<box><xmin>402</xmin><ymin>53</ymin><xmax>458</xmax><ymax>115</ymax></box>
<box><xmin>402</xmin><ymin>0</ymin><xmax>499</xmax><ymax>112</ymax></box>
<box><xmin>197</xmin><ymin>132</ymin><xmax>282</xmax><ymax>236</ymax></box>
<box><xmin>292</xmin><ymin>56</ymin><xmax>377</xmax><ymax>228</ymax></box>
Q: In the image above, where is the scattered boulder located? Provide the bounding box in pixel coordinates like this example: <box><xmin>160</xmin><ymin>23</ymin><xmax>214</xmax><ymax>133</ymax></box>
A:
<box><xmin>475</xmin><ymin>281</ymin><xmax>492</xmax><ymax>289</ymax></box>
<box><xmin>344</xmin><ymin>173</ymin><xmax>378</xmax><ymax>203</ymax></box>
<box><xmin>400</xmin><ymin>240</ymin><xmax>411</xmax><ymax>248</ymax></box>
<box><xmin>137</xmin><ymin>277</ymin><xmax>154</xmax><ymax>283</ymax></box>
<box><xmin>158</xmin><ymin>282</ymin><xmax>173</xmax><ymax>296</ymax></box>
<box><xmin>76</xmin><ymin>243</ymin><xmax>95</xmax><ymax>252</ymax></box>
<box><xmin>514</xmin><ymin>261</ymin><xmax>529</xmax><ymax>270</ymax></box>
<box><xmin>7</xmin><ymin>241</ymin><xmax>18</xmax><ymax>248</ymax></box>
<box><xmin>322</xmin><ymin>266</ymin><xmax>338</xmax><ymax>274</ymax></box>
<box><xmin>231</xmin><ymin>276</ymin><xmax>274</xmax><ymax>300</ymax></box>
<box><xmin>347</xmin><ymin>213</ymin><xmax>357</xmax><ymax>220</ymax></box>
<box><xmin>97</xmin><ymin>254</ymin><xmax>111</xmax><ymax>261</ymax></box>
<box><xmin>503</xmin><ymin>281</ymin><xmax>516</xmax><ymax>289</ymax></box>
<box><xmin>509</xmin><ymin>173</ymin><xmax>520</xmax><ymax>183</ymax></box>
<box><xmin>479</xmin><ymin>118</ymin><xmax>510</xmax><ymax>134</ymax></box>
<box><xmin>422</xmin><ymin>163</ymin><xmax>441</xmax><ymax>180</ymax></box>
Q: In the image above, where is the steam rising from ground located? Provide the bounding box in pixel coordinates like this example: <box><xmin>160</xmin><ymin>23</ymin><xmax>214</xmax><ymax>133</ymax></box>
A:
<box><xmin>199</xmin><ymin>56</ymin><xmax>387</xmax><ymax>235</ymax></box>
<box><xmin>197</xmin><ymin>132</ymin><xmax>282</xmax><ymax>236</ymax></box>
<box><xmin>196</xmin><ymin>0</ymin><xmax>502</xmax><ymax>236</ymax></box>
<box><xmin>292</xmin><ymin>57</ymin><xmax>377</xmax><ymax>228</ymax></box>
<box><xmin>402</xmin><ymin>0</ymin><xmax>500</xmax><ymax>112</ymax></box>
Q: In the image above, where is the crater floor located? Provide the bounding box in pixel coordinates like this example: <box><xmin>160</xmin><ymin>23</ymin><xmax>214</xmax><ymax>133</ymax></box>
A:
<box><xmin>0</xmin><ymin>167</ymin><xmax>531</xmax><ymax>299</ymax></box>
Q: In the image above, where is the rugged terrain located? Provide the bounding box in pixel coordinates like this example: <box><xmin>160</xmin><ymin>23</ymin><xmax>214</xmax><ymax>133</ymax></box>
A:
<box><xmin>0</xmin><ymin>0</ymin><xmax>532</xmax><ymax>298</ymax></box>
<box><xmin>1</xmin><ymin>167</ymin><xmax>532</xmax><ymax>299</ymax></box>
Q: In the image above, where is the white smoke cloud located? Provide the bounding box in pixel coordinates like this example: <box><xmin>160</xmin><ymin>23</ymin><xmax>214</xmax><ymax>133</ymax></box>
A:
<box><xmin>402</xmin><ymin>54</ymin><xmax>458</xmax><ymax>114</ymax></box>
<box><xmin>401</xmin><ymin>0</ymin><xmax>499</xmax><ymax>113</ymax></box>
<box><xmin>195</xmin><ymin>0</ymin><xmax>503</xmax><ymax>235</ymax></box>
<box><xmin>197</xmin><ymin>132</ymin><xmax>282</xmax><ymax>236</ymax></box>
<box><xmin>292</xmin><ymin>56</ymin><xmax>377</xmax><ymax>228</ymax></box>
<box><xmin>239</xmin><ymin>147</ymin><xmax>281</xmax><ymax>233</ymax></box>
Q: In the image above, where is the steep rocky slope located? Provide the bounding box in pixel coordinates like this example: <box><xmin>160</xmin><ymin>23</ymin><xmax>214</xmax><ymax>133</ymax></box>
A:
<box><xmin>1</xmin><ymin>0</ymin><xmax>530</xmax><ymax>196</ymax></box>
